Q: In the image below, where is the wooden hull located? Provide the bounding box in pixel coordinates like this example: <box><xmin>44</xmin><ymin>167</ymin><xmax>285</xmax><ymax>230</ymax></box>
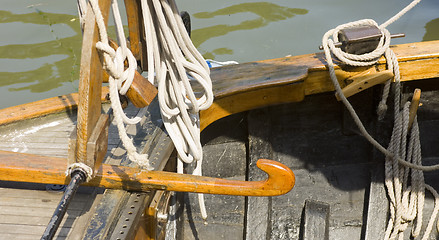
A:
<box><xmin>0</xmin><ymin>40</ymin><xmax>438</xmax><ymax>239</ymax></box>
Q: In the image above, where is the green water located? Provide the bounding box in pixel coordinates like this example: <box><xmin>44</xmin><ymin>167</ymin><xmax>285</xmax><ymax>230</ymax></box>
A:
<box><xmin>0</xmin><ymin>0</ymin><xmax>438</xmax><ymax>109</ymax></box>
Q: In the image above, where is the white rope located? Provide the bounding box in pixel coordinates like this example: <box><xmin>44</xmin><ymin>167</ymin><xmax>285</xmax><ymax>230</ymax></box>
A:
<box><xmin>140</xmin><ymin>0</ymin><xmax>213</xmax><ymax>219</ymax></box>
<box><xmin>66</xmin><ymin>162</ymin><xmax>93</xmax><ymax>182</ymax></box>
<box><xmin>89</xmin><ymin>0</ymin><xmax>152</xmax><ymax>170</ymax></box>
<box><xmin>321</xmin><ymin>1</ymin><xmax>439</xmax><ymax>239</ymax></box>
<box><xmin>86</xmin><ymin>0</ymin><xmax>212</xmax><ymax>219</ymax></box>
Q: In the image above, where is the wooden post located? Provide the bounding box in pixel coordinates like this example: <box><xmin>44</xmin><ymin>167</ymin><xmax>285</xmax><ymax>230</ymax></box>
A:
<box><xmin>73</xmin><ymin>0</ymin><xmax>111</xmax><ymax>171</ymax></box>
<box><xmin>125</xmin><ymin>0</ymin><xmax>148</xmax><ymax>70</ymax></box>
<box><xmin>124</xmin><ymin>0</ymin><xmax>142</xmax><ymax>60</ymax></box>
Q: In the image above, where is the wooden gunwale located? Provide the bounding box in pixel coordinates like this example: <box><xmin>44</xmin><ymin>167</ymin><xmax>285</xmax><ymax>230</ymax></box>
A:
<box><xmin>0</xmin><ymin>41</ymin><xmax>438</xmax><ymax>130</ymax></box>
<box><xmin>0</xmin><ymin>87</ymin><xmax>109</xmax><ymax>126</ymax></box>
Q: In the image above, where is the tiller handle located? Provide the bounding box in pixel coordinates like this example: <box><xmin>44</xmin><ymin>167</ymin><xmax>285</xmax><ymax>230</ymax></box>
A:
<box><xmin>0</xmin><ymin>151</ymin><xmax>295</xmax><ymax>196</ymax></box>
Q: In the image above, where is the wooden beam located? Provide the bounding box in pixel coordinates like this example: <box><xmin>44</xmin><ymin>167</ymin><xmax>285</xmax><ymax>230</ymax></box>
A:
<box><xmin>0</xmin><ymin>150</ymin><xmax>295</xmax><ymax>197</ymax></box>
<box><xmin>0</xmin><ymin>87</ymin><xmax>109</xmax><ymax>126</ymax></box>
<box><xmin>76</xmin><ymin>0</ymin><xmax>111</xmax><ymax>163</ymax></box>
<box><xmin>124</xmin><ymin>0</ymin><xmax>142</xmax><ymax>61</ymax></box>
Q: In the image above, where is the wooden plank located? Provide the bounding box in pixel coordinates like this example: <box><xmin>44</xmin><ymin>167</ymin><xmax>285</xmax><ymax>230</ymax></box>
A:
<box><xmin>124</xmin><ymin>0</ymin><xmax>142</xmax><ymax>60</ymax></box>
<box><xmin>0</xmin><ymin>215</ymin><xmax>75</xmax><ymax>226</ymax></box>
<box><xmin>75</xmin><ymin>0</ymin><xmax>111</xmax><ymax>163</ymax></box>
<box><xmin>0</xmin><ymin>223</ymin><xmax>71</xmax><ymax>237</ymax></box>
<box><xmin>0</xmin><ymin>87</ymin><xmax>109</xmax><ymax>126</ymax></box>
<box><xmin>0</xmin><ymin>196</ymin><xmax>88</xmax><ymax>210</ymax></box>
<box><xmin>302</xmin><ymin>200</ymin><xmax>330</xmax><ymax>240</ymax></box>
<box><xmin>0</xmin><ymin>41</ymin><xmax>436</xmax><ymax>130</ymax></box>
<box><xmin>82</xmin><ymin>189</ymin><xmax>129</xmax><ymax>240</ymax></box>
<box><xmin>245</xmin><ymin>108</ymin><xmax>273</xmax><ymax>239</ymax></box>
<box><xmin>364</xmin><ymin>164</ymin><xmax>388</xmax><ymax>240</ymax></box>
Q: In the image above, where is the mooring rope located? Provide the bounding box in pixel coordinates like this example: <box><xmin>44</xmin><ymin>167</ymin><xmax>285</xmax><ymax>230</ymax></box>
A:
<box><xmin>321</xmin><ymin>0</ymin><xmax>439</xmax><ymax>239</ymax></box>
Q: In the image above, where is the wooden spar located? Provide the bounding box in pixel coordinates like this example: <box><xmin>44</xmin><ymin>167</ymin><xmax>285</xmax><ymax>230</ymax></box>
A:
<box><xmin>200</xmin><ymin>40</ymin><xmax>439</xmax><ymax>130</ymax></box>
<box><xmin>0</xmin><ymin>41</ymin><xmax>438</xmax><ymax>129</ymax></box>
<box><xmin>0</xmin><ymin>150</ymin><xmax>294</xmax><ymax>196</ymax></box>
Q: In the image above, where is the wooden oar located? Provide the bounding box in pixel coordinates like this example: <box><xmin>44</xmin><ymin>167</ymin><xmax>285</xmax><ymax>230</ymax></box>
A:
<box><xmin>0</xmin><ymin>150</ymin><xmax>294</xmax><ymax>196</ymax></box>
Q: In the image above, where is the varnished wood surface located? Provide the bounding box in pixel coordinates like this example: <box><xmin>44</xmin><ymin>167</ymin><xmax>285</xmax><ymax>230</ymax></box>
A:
<box><xmin>0</xmin><ymin>88</ymin><xmax>109</xmax><ymax>127</ymax></box>
<box><xmin>200</xmin><ymin>40</ymin><xmax>439</xmax><ymax>130</ymax></box>
<box><xmin>0</xmin><ymin>41</ymin><xmax>437</xmax><ymax>132</ymax></box>
<box><xmin>0</xmin><ymin>150</ymin><xmax>294</xmax><ymax>196</ymax></box>
<box><xmin>124</xmin><ymin>0</ymin><xmax>142</xmax><ymax>60</ymax></box>
<box><xmin>75</xmin><ymin>0</ymin><xmax>111</xmax><ymax>164</ymax></box>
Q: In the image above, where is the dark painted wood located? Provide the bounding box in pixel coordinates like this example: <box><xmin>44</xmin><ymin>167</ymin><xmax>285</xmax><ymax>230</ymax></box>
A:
<box><xmin>302</xmin><ymin>200</ymin><xmax>330</xmax><ymax>240</ymax></box>
<box><xmin>246</xmin><ymin>108</ymin><xmax>273</xmax><ymax>240</ymax></box>
<box><xmin>364</xmin><ymin>164</ymin><xmax>387</xmax><ymax>240</ymax></box>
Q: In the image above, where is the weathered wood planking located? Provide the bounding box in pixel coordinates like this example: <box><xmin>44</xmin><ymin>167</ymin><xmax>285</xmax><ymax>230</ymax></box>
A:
<box><xmin>302</xmin><ymin>200</ymin><xmax>330</xmax><ymax>240</ymax></box>
<box><xmin>246</xmin><ymin>109</ymin><xmax>274</xmax><ymax>240</ymax></box>
<box><xmin>0</xmin><ymin>113</ymin><xmax>76</xmax><ymax>157</ymax></box>
<box><xmin>0</xmin><ymin>187</ymin><xmax>96</xmax><ymax>239</ymax></box>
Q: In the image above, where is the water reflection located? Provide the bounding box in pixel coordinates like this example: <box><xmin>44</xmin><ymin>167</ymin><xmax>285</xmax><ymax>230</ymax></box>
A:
<box><xmin>191</xmin><ymin>2</ymin><xmax>308</xmax><ymax>59</ymax></box>
<box><xmin>0</xmin><ymin>10</ymin><xmax>81</xmax><ymax>93</ymax></box>
<box><xmin>423</xmin><ymin>18</ymin><xmax>439</xmax><ymax>41</ymax></box>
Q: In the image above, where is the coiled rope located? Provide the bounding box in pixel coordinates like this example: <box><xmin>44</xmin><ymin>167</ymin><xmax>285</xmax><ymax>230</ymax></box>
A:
<box><xmin>84</xmin><ymin>0</ymin><xmax>213</xmax><ymax>219</ymax></box>
<box><xmin>321</xmin><ymin>0</ymin><xmax>439</xmax><ymax>239</ymax></box>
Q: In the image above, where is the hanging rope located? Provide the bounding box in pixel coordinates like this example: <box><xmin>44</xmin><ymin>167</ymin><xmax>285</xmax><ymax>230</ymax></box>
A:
<box><xmin>321</xmin><ymin>0</ymin><xmax>439</xmax><ymax>239</ymax></box>
<box><xmin>140</xmin><ymin>0</ymin><xmax>213</xmax><ymax>219</ymax></box>
<box><xmin>89</xmin><ymin>0</ymin><xmax>152</xmax><ymax>169</ymax></box>
<box><xmin>86</xmin><ymin>0</ymin><xmax>213</xmax><ymax>219</ymax></box>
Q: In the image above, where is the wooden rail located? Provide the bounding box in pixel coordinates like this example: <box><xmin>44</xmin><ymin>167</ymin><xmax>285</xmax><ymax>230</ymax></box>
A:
<box><xmin>200</xmin><ymin>40</ymin><xmax>439</xmax><ymax>130</ymax></box>
<box><xmin>1</xmin><ymin>41</ymin><xmax>437</xmax><ymax>129</ymax></box>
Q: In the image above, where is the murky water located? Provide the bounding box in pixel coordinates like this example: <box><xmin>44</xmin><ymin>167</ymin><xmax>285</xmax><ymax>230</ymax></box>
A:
<box><xmin>0</xmin><ymin>0</ymin><xmax>438</xmax><ymax>109</ymax></box>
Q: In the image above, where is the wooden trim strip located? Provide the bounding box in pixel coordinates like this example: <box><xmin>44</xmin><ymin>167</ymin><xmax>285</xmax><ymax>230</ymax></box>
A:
<box><xmin>0</xmin><ymin>87</ymin><xmax>109</xmax><ymax>126</ymax></box>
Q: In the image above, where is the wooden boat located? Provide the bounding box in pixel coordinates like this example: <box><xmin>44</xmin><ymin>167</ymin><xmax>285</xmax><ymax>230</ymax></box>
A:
<box><xmin>0</xmin><ymin>1</ymin><xmax>438</xmax><ymax>239</ymax></box>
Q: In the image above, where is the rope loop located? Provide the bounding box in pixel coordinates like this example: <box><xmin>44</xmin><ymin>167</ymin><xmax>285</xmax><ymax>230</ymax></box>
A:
<box><xmin>323</xmin><ymin>19</ymin><xmax>392</xmax><ymax>67</ymax></box>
